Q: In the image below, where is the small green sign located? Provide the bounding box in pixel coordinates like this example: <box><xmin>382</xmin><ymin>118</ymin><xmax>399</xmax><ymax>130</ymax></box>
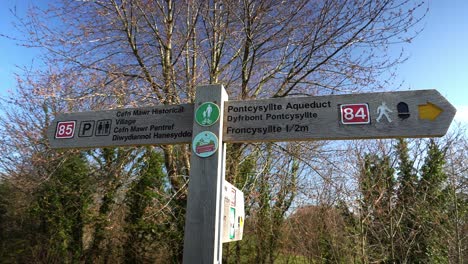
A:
<box><xmin>195</xmin><ymin>102</ymin><xmax>220</xmax><ymax>126</ymax></box>
<box><xmin>229</xmin><ymin>207</ymin><xmax>236</xmax><ymax>239</ymax></box>
<box><xmin>192</xmin><ymin>131</ymin><xmax>219</xmax><ymax>158</ymax></box>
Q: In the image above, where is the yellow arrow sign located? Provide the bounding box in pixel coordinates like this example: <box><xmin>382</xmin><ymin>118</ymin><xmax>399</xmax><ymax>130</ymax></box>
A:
<box><xmin>418</xmin><ymin>102</ymin><xmax>443</xmax><ymax>121</ymax></box>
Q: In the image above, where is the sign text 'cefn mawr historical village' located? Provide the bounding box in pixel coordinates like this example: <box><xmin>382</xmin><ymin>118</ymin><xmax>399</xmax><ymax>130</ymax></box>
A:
<box><xmin>112</xmin><ymin>106</ymin><xmax>191</xmax><ymax>142</ymax></box>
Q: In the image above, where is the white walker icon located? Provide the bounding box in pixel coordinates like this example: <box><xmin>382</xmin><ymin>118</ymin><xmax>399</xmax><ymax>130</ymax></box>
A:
<box><xmin>203</xmin><ymin>104</ymin><xmax>213</xmax><ymax>122</ymax></box>
<box><xmin>376</xmin><ymin>102</ymin><xmax>393</xmax><ymax>123</ymax></box>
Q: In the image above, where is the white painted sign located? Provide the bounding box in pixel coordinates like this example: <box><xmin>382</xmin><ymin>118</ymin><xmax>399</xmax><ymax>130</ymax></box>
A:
<box><xmin>222</xmin><ymin>181</ymin><xmax>245</xmax><ymax>243</ymax></box>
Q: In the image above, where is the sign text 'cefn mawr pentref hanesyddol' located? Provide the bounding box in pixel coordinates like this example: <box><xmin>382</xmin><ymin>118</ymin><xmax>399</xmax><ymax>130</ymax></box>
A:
<box><xmin>49</xmin><ymin>104</ymin><xmax>194</xmax><ymax>149</ymax></box>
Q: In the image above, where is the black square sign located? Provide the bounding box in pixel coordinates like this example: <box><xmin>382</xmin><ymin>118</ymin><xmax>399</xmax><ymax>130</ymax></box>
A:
<box><xmin>95</xmin><ymin>119</ymin><xmax>112</xmax><ymax>136</ymax></box>
<box><xmin>79</xmin><ymin>121</ymin><xmax>95</xmax><ymax>137</ymax></box>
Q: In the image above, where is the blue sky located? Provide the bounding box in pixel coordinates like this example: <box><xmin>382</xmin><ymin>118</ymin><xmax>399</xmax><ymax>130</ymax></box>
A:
<box><xmin>0</xmin><ymin>0</ymin><xmax>42</xmax><ymax>95</ymax></box>
<box><xmin>1</xmin><ymin>0</ymin><xmax>467</xmax><ymax>127</ymax></box>
<box><xmin>394</xmin><ymin>0</ymin><xmax>468</xmax><ymax>126</ymax></box>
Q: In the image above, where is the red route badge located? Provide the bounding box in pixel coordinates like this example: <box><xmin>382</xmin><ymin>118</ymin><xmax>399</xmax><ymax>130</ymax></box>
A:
<box><xmin>55</xmin><ymin>121</ymin><xmax>76</xmax><ymax>139</ymax></box>
<box><xmin>340</xmin><ymin>104</ymin><xmax>370</xmax><ymax>124</ymax></box>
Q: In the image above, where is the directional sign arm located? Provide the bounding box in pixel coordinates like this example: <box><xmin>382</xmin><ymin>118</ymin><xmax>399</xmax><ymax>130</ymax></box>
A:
<box><xmin>47</xmin><ymin>104</ymin><xmax>195</xmax><ymax>149</ymax></box>
<box><xmin>223</xmin><ymin>89</ymin><xmax>456</xmax><ymax>142</ymax></box>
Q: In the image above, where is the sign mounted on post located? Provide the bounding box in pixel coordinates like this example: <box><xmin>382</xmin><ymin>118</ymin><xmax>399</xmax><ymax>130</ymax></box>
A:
<box><xmin>192</xmin><ymin>131</ymin><xmax>219</xmax><ymax>158</ymax></box>
<box><xmin>340</xmin><ymin>103</ymin><xmax>370</xmax><ymax>124</ymax></box>
<box><xmin>55</xmin><ymin>121</ymin><xmax>76</xmax><ymax>139</ymax></box>
<box><xmin>47</xmin><ymin>104</ymin><xmax>194</xmax><ymax>148</ymax></box>
<box><xmin>195</xmin><ymin>102</ymin><xmax>220</xmax><ymax>126</ymax></box>
<box><xmin>222</xmin><ymin>181</ymin><xmax>245</xmax><ymax>243</ymax></box>
<box><xmin>223</xmin><ymin>89</ymin><xmax>456</xmax><ymax>143</ymax></box>
<box><xmin>48</xmin><ymin>90</ymin><xmax>455</xmax><ymax>149</ymax></box>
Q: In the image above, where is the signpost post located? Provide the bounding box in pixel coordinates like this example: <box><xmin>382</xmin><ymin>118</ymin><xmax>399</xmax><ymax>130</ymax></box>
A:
<box><xmin>47</xmin><ymin>87</ymin><xmax>456</xmax><ymax>264</ymax></box>
<box><xmin>183</xmin><ymin>85</ymin><xmax>228</xmax><ymax>264</ymax></box>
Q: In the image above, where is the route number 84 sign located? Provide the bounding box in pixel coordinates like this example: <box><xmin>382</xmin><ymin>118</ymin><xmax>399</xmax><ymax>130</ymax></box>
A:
<box><xmin>340</xmin><ymin>103</ymin><xmax>370</xmax><ymax>124</ymax></box>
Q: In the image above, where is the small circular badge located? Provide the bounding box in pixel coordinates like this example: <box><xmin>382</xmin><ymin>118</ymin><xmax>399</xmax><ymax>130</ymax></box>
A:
<box><xmin>195</xmin><ymin>102</ymin><xmax>220</xmax><ymax>126</ymax></box>
<box><xmin>192</xmin><ymin>131</ymin><xmax>219</xmax><ymax>158</ymax></box>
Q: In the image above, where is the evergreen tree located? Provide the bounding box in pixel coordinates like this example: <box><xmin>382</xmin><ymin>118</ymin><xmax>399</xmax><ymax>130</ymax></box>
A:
<box><xmin>358</xmin><ymin>154</ymin><xmax>396</xmax><ymax>263</ymax></box>
<box><xmin>394</xmin><ymin>139</ymin><xmax>419</xmax><ymax>262</ymax></box>
<box><xmin>124</xmin><ymin>147</ymin><xmax>175</xmax><ymax>263</ymax></box>
<box><xmin>30</xmin><ymin>152</ymin><xmax>93</xmax><ymax>263</ymax></box>
<box><xmin>355</xmin><ymin>139</ymin><xmax>455</xmax><ymax>263</ymax></box>
<box><xmin>413</xmin><ymin>140</ymin><xmax>450</xmax><ymax>263</ymax></box>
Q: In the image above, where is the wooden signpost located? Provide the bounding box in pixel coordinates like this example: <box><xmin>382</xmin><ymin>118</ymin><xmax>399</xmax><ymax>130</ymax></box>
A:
<box><xmin>48</xmin><ymin>90</ymin><xmax>456</xmax><ymax>149</ymax></box>
<box><xmin>47</xmin><ymin>86</ymin><xmax>456</xmax><ymax>264</ymax></box>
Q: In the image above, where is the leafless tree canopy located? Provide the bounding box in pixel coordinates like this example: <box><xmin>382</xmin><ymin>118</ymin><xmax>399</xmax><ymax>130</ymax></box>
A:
<box><xmin>21</xmin><ymin>0</ymin><xmax>425</xmax><ymax>107</ymax></box>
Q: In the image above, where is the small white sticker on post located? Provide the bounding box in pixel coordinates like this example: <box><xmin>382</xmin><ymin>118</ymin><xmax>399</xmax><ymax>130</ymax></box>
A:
<box><xmin>222</xmin><ymin>181</ymin><xmax>245</xmax><ymax>243</ymax></box>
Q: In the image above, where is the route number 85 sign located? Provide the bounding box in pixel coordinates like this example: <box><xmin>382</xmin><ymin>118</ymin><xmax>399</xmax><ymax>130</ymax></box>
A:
<box><xmin>340</xmin><ymin>103</ymin><xmax>370</xmax><ymax>124</ymax></box>
<box><xmin>55</xmin><ymin>121</ymin><xmax>76</xmax><ymax>139</ymax></box>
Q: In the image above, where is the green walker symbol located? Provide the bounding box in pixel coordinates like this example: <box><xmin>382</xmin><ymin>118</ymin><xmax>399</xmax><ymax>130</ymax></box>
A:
<box><xmin>195</xmin><ymin>102</ymin><xmax>220</xmax><ymax>126</ymax></box>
